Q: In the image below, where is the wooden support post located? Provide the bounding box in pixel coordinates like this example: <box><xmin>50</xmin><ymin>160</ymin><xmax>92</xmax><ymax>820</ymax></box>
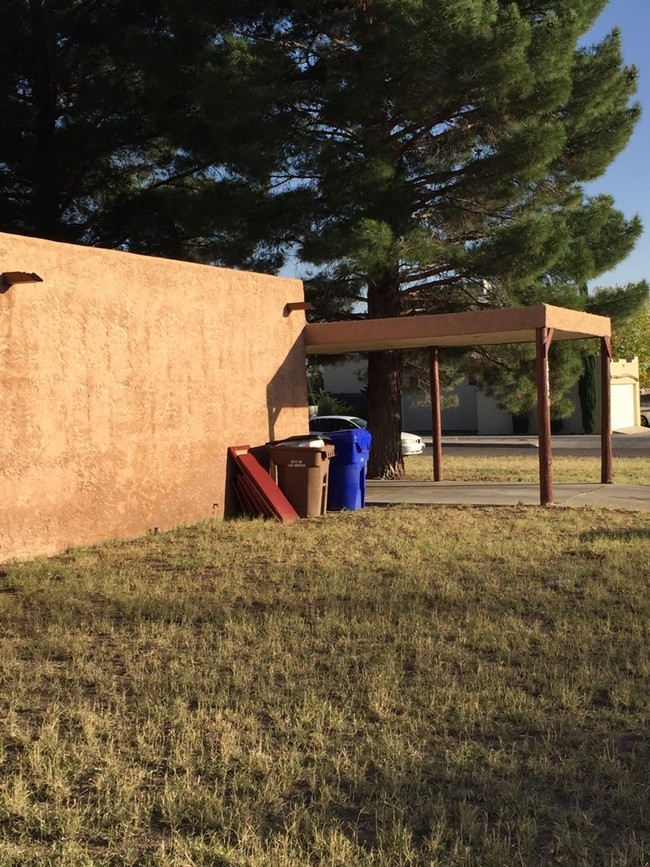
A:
<box><xmin>429</xmin><ymin>346</ymin><xmax>443</xmax><ymax>481</ymax></box>
<box><xmin>535</xmin><ymin>327</ymin><xmax>554</xmax><ymax>506</ymax></box>
<box><xmin>600</xmin><ymin>336</ymin><xmax>613</xmax><ymax>484</ymax></box>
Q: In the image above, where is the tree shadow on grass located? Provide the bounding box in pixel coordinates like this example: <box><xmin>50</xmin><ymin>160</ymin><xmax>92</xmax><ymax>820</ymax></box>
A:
<box><xmin>580</xmin><ymin>527</ymin><xmax>650</xmax><ymax>542</ymax></box>
<box><xmin>282</xmin><ymin>725</ymin><xmax>650</xmax><ymax>864</ymax></box>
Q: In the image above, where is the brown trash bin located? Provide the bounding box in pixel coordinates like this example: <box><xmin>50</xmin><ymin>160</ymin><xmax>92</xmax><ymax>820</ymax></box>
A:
<box><xmin>268</xmin><ymin>439</ymin><xmax>336</xmax><ymax>518</ymax></box>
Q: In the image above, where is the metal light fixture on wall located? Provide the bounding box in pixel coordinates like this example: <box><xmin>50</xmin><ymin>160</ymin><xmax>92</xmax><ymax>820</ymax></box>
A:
<box><xmin>1</xmin><ymin>271</ymin><xmax>44</xmax><ymax>292</ymax></box>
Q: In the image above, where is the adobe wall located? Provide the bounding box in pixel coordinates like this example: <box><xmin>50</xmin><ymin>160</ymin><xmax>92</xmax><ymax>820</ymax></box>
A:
<box><xmin>0</xmin><ymin>233</ymin><xmax>309</xmax><ymax>562</ymax></box>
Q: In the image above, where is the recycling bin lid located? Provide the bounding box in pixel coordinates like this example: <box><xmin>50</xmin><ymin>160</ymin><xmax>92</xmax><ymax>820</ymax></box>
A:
<box><xmin>322</xmin><ymin>429</ymin><xmax>372</xmax><ymax>447</ymax></box>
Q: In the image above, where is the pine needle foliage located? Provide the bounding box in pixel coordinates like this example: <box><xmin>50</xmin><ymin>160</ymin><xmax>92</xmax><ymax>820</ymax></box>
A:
<box><xmin>1</xmin><ymin>1</ymin><xmax>646</xmax><ymax>471</ymax></box>
<box><xmin>225</xmin><ymin>0</ymin><xmax>644</xmax><ymax>474</ymax></box>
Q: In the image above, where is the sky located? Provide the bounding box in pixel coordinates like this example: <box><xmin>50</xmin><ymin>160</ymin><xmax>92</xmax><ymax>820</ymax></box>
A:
<box><xmin>583</xmin><ymin>0</ymin><xmax>649</xmax><ymax>289</ymax></box>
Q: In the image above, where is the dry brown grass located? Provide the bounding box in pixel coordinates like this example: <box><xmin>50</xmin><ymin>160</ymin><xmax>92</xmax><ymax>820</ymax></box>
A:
<box><xmin>1</xmin><ymin>505</ymin><xmax>649</xmax><ymax>865</ymax></box>
<box><xmin>404</xmin><ymin>453</ymin><xmax>650</xmax><ymax>485</ymax></box>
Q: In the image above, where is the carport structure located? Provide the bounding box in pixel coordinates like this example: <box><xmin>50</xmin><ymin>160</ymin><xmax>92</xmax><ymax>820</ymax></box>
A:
<box><xmin>303</xmin><ymin>303</ymin><xmax>612</xmax><ymax>506</ymax></box>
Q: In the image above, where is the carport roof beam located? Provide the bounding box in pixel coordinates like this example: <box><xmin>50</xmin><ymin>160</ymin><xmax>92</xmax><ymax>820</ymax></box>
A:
<box><xmin>303</xmin><ymin>303</ymin><xmax>610</xmax><ymax>355</ymax></box>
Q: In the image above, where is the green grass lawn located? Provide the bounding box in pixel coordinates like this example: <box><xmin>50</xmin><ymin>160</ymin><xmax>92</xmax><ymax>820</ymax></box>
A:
<box><xmin>1</xmin><ymin>503</ymin><xmax>649</xmax><ymax>865</ymax></box>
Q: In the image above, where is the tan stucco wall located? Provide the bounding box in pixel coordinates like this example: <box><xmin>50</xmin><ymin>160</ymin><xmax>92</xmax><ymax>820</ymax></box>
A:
<box><xmin>1</xmin><ymin>233</ymin><xmax>309</xmax><ymax>562</ymax></box>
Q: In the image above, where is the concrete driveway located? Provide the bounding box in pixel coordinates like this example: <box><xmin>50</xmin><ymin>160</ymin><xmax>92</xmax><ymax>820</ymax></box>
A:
<box><xmin>365</xmin><ymin>480</ymin><xmax>650</xmax><ymax>511</ymax></box>
<box><xmin>367</xmin><ymin>430</ymin><xmax>650</xmax><ymax>511</ymax></box>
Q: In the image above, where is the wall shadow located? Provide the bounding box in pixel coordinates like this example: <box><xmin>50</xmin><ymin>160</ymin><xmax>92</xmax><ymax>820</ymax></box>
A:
<box><xmin>266</xmin><ymin>332</ymin><xmax>310</xmax><ymax>444</ymax></box>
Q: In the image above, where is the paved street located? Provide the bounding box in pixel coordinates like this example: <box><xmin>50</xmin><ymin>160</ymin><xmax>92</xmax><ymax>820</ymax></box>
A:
<box><xmin>420</xmin><ymin>428</ymin><xmax>650</xmax><ymax>457</ymax></box>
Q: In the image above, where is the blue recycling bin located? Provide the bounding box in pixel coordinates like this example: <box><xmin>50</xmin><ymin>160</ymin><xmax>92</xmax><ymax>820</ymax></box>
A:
<box><xmin>326</xmin><ymin>429</ymin><xmax>372</xmax><ymax>511</ymax></box>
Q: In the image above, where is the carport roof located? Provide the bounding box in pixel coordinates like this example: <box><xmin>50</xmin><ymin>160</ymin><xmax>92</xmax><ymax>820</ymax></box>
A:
<box><xmin>304</xmin><ymin>303</ymin><xmax>610</xmax><ymax>355</ymax></box>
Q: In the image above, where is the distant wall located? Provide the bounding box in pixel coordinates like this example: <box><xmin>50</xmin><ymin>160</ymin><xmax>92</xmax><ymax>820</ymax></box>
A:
<box><xmin>610</xmin><ymin>357</ymin><xmax>641</xmax><ymax>429</ymax></box>
<box><xmin>1</xmin><ymin>233</ymin><xmax>309</xmax><ymax>562</ymax></box>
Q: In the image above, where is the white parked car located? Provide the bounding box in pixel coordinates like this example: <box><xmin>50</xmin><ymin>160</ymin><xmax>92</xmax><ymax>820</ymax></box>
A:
<box><xmin>640</xmin><ymin>408</ymin><xmax>650</xmax><ymax>427</ymax></box>
<box><xmin>309</xmin><ymin>415</ymin><xmax>425</xmax><ymax>455</ymax></box>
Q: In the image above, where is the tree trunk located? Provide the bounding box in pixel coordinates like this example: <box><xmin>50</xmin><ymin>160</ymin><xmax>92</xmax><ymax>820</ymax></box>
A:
<box><xmin>366</xmin><ymin>349</ymin><xmax>404</xmax><ymax>478</ymax></box>
<box><xmin>366</xmin><ymin>268</ymin><xmax>404</xmax><ymax>479</ymax></box>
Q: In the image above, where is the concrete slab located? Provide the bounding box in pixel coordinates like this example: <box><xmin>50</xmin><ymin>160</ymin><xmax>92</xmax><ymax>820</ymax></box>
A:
<box><xmin>614</xmin><ymin>426</ymin><xmax>649</xmax><ymax>435</ymax></box>
<box><xmin>365</xmin><ymin>481</ymin><xmax>650</xmax><ymax>511</ymax></box>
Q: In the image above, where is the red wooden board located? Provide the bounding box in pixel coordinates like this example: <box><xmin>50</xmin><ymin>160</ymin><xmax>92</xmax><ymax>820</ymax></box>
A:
<box><xmin>229</xmin><ymin>446</ymin><xmax>299</xmax><ymax>523</ymax></box>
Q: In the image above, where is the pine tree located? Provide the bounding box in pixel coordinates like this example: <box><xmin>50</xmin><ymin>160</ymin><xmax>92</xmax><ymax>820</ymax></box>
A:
<box><xmin>2</xmin><ymin>1</ymin><xmax>645</xmax><ymax>470</ymax></box>
<box><xmin>0</xmin><ymin>1</ymin><xmax>288</xmax><ymax>266</ymax></box>
<box><xmin>467</xmin><ymin>210</ymin><xmax>647</xmax><ymax>430</ymax></box>
<box><xmin>235</xmin><ymin>0</ymin><xmax>644</xmax><ymax>476</ymax></box>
